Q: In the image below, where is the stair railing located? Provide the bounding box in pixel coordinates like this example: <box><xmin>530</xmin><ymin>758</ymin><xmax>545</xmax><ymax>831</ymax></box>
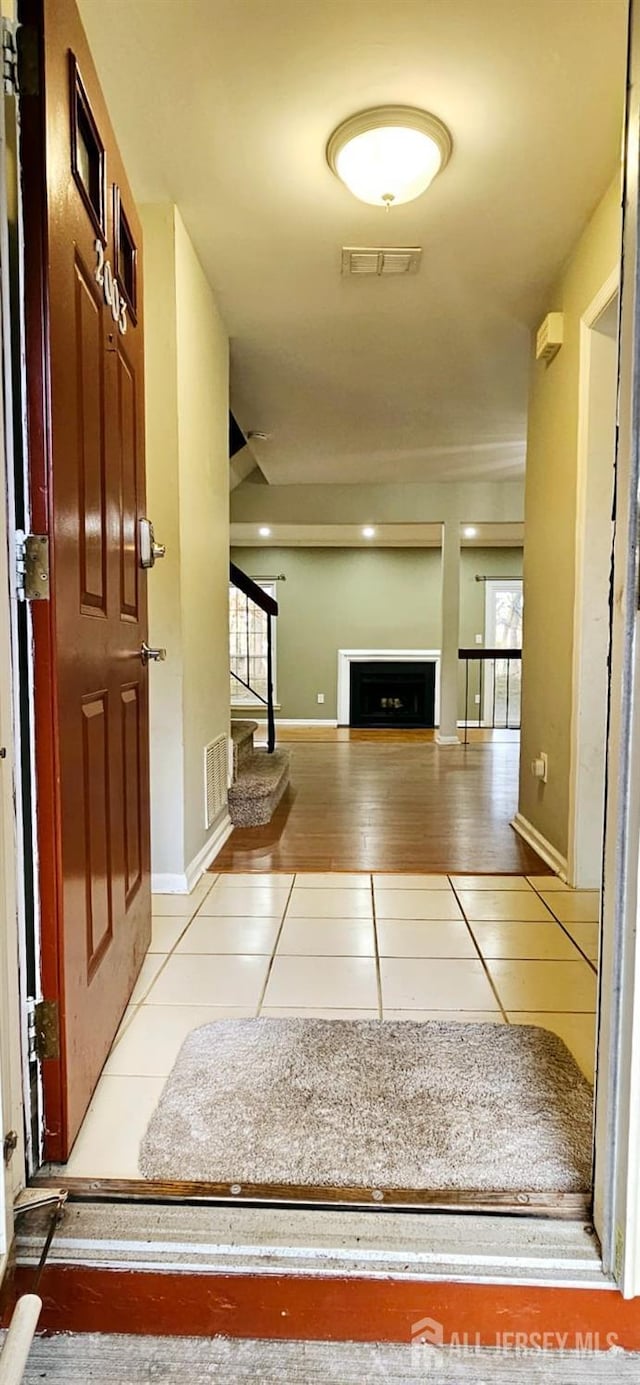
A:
<box><xmin>458</xmin><ymin>647</ymin><xmax>522</xmax><ymax>746</ymax></box>
<box><xmin>230</xmin><ymin>561</ymin><xmax>278</xmax><ymax>753</ymax></box>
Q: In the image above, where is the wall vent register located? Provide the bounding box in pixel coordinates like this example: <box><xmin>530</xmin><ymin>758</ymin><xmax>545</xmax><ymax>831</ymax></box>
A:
<box><xmin>204</xmin><ymin>735</ymin><xmax>228</xmax><ymax>829</ymax></box>
<box><xmin>341</xmin><ymin>246</ymin><xmax>422</xmax><ymax>276</ymax></box>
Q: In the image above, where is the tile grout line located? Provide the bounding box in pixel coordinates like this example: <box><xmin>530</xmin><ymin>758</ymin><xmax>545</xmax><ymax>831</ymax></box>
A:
<box><xmin>129</xmin><ymin>874</ymin><xmax>221</xmax><ymax>1012</ymax></box>
<box><xmin>370</xmin><ymin>874</ymin><xmax>383</xmax><ymax>1020</ymax></box>
<box><xmin>527</xmin><ymin>880</ymin><xmax>600</xmax><ymax>975</ymax></box>
<box><xmin>448</xmin><ymin>876</ymin><xmax>509</xmax><ymax>1023</ymax></box>
<box><xmin>255</xmin><ymin>874</ymin><xmax>298</xmax><ymax>1015</ymax></box>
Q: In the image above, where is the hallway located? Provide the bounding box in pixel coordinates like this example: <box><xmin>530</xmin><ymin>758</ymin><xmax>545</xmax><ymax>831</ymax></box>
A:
<box><xmin>215</xmin><ymin>734</ymin><xmax>545</xmax><ymax>874</ymax></box>
<box><xmin>52</xmin><ymin>869</ymin><xmax>598</xmax><ymax>1181</ymax></box>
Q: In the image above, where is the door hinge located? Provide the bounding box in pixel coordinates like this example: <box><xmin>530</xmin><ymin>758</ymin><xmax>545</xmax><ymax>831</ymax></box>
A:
<box><xmin>16</xmin><ymin>531</ymin><xmax>50</xmax><ymax>602</ymax></box>
<box><xmin>2</xmin><ymin>20</ymin><xmax>39</xmax><ymax>97</ymax></box>
<box><xmin>3</xmin><ymin>1130</ymin><xmax>18</xmax><ymax>1165</ymax></box>
<box><xmin>27</xmin><ymin>998</ymin><xmax>60</xmax><ymax>1063</ymax></box>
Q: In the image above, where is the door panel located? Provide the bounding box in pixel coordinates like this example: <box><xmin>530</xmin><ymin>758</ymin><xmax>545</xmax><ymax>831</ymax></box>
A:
<box><xmin>115</xmin><ymin>344</ymin><xmax>140</xmax><ymax>622</ymax></box>
<box><xmin>75</xmin><ymin>257</ymin><xmax>108</xmax><ymax>616</ymax></box>
<box><xmin>121</xmin><ymin>684</ymin><xmax>143</xmax><ymax>904</ymax></box>
<box><xmin>21</xmin><ymin>0</ymin><xmax>151</xmax><ymax>1158</ymax></box>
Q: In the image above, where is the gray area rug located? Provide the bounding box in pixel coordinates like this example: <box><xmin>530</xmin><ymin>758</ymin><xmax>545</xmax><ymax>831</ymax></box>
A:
<box><xmin>139</xmin><ymin>1019</ymin><xmax>593</xmax><ymax>1192</ymax></box>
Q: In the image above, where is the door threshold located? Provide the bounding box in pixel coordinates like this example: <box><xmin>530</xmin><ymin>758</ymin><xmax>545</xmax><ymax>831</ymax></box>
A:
<box><xmin>10</xmin><ymin>1195</ymin><xmax>623</xmax><ymax>1347</ymax></box>
<box><xmin>32</xmin><ymin>1173</ymin><xmax>591</xmax><ymax>1220</ymax></box>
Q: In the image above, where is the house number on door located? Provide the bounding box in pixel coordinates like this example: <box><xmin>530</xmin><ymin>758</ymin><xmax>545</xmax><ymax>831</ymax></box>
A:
<box><xmin>94</xmin><ymin>239</ymin><xmax>128</xmax><ymax>335</ymax></box>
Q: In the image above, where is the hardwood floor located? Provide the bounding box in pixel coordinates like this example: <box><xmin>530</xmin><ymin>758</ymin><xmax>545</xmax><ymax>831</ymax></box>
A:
<box><xmin>215</xmin><ymin>734</ymin><xmax>549</xmax><ymax>874</ymax></box>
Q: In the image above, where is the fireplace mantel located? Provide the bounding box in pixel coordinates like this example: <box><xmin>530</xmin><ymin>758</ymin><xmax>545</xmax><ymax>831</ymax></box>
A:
<box><xmin>336</xmin><ymin>649</ymin><xmax>441</xmax><ymax>727</ymax></box>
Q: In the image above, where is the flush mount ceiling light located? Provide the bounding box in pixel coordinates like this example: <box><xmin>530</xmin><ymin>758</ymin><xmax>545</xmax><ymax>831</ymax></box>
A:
<box><xmin>327</xmin><ymin>106</ymin><xmax>452</xmax><ymax>208</ymax></box>
<box><xmin>258</xmin><ymin>526</ymin><xmax>271</xmax><ymax>538</ymax></box>
<box><xmin>463</xmin><ymin>526</ymin><xmax>478</xmax><ymax>539</ymax></box>
<box><xmin>362</xmin><ymin>526</ymin><xmax>376</xmax><ymax>538</ymax></box>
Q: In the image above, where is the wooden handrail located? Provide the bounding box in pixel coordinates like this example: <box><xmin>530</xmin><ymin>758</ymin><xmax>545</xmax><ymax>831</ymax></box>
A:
<box><xmin>458</xmin><ymin>648</ymin><xmax>522</xmax><ymax>660</ymax></box>
<box><xmin>230</xmin><ymin>561</ymin><xmax>278</xmax><ymax>616</ymax></box>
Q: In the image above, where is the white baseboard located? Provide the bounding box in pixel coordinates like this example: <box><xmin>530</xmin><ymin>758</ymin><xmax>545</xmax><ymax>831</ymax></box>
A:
<box><xmin>435</xmin><ymin>732</ymin><xmax>461</xmax><ymax>745</ymax></box>
<box><xmin>152</xmin><ymin>812</ymin><xmax>233</xmax><ymax>895</ymax></box>
<box><xmin>277</xmin><ymin>718</ymin><xmax>338</xmax><ymax>727</ymax></box>
<box><xmin>510</xmin><ymin>812</ymin><xmax>568</xmax><ymax>879</ymax></box>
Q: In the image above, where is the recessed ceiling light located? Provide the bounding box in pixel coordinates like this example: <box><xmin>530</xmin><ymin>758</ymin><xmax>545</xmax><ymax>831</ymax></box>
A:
<box><xmin>258</xmin><ymin>526</ymin><xmax>271</xmax><ymax>538</ymax></box>
<box><xmin>463</xmin><ymin>526</ymin><xmax>478</xmax><ymax>539</ymax></box>
<box><xmin>362</xmin><ymin>526</ymin><xmax>376</xmax><ymax>539</ymax></box>
<box><xmin>327</xmin><ymin>106</ymin><xmax>452</xmax><ymax>208</ymax></box>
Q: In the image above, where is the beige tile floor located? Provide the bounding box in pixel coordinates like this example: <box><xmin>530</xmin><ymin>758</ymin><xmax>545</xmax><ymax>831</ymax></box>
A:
<box><xmin>59</xmin><ymin>871</ymin><xmax>600</xmax><ymax>1178</ymax></box>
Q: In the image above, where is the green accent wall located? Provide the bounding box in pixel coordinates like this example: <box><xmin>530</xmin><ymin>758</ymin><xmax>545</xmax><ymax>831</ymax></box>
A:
<box><xmin>231</xmin><ymin>545</ymin><xmax>522</xmax><ymax>723</ymax></box>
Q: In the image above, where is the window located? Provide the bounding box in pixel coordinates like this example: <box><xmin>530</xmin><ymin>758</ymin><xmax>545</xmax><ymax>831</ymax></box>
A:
<box><xmin>229</xmin><ymin>581</ymin><xmax>277</xmax><ymax>706</ymax></box>
<box><xmin>484</xmin><ymin>578</ymin><xmax>523</xmax><ymax>728</ymax></box>
<box><xmin>114</xmin><ymin>186</ymin><xmax>138</xmax><ymax>321</ymax></box>
<box><xmin>70</xmin><ymin>56</ymin><xmax>106</xmax><ymax>238</ymax></box>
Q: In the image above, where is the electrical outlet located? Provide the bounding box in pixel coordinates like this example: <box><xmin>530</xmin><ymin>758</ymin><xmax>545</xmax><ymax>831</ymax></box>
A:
<box><xmin>317</xmin><ymin>693</ymin><xmax>325</xmax><ymax>705</ymax></box>
<box><xmin>532</xmin><ymin>752</ymin><xmax>548</xmax><ymax>783</ymax></box>
<box><xmin>475</xmin><ymin>633</ymin><xmax>483</xmax><ymax>645</ymax></box>
<box><xmin>474</xmin><ymin>694</ymin><xmax>481</xmax><ymax>705</ymax></box>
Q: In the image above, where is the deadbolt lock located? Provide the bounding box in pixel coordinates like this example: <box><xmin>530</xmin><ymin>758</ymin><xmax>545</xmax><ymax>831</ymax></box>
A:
<box><xmin>139</xmin><ymin>518</ymin><xmax>167</xmax><ymax>569</ymax></box>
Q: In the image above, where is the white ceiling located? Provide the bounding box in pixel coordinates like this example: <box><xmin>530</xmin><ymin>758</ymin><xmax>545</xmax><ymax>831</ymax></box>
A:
<box><xmin>231</xmin><ymin>522</ymin><xmax>524</xmax><ymax>548</ymax></box>
<box><xmin>79</xmin><ymin>0</ymin><xmax>627</xmax><ymax>486</ymax></box>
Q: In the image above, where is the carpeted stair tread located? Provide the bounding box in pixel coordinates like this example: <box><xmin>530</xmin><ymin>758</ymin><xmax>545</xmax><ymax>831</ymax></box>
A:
<box><xmin>228</xmin><ymin>748</ymin><xmax>290</xmax><ymax>826</ymax></box>
<box><xmin>230</xmin><ymin>720</ymin><xmax>259</xmax><ymax>747</ymax></box>
<box><xmin>229</xmin><ymin>749</ymin><xmax>289</xmax><ymax>800</ymax></box>
<box><xmin>230</xmin><ymin>720</ymin><xmax>259</xmax><ymax>777</ymax></box>
<box><xmin>139</xmin><ymin>1018</ymin><xmax>593</xmax><ymax>1192</ymax></box>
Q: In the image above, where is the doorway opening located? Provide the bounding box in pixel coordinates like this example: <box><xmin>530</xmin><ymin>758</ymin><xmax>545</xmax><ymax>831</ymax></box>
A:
<box><xmin>7</xmin><ymin>0</ymin><xmax>634</xmax><ymax>1281</ymax></box>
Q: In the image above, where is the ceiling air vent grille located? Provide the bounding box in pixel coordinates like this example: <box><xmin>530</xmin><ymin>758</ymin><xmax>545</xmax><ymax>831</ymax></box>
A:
<box><xmin>341</xmin><ymin>246</ymin><xmax>422</xmax><ymax>277</ymax></box>
<box><xmin>204</xmin><ymin>734</ymin><xmax>228</xmax><ymax>829</ymax></box>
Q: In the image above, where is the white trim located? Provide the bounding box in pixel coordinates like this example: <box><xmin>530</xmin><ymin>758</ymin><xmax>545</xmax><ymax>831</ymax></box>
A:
<box><xmin>337</xmin><ymin>648</ymin><xmax>441</xmax><ymax>727</ymax></box>
<box><xmin>592</xmin><ymin>10</ymin><xmax>640</xmax><ymax>1294</ymax></box>
<box><xmin>510</xmin><ymin>812</ymin><xmax>568</xmax><ymax>880</ymax></box>
<box><xmin>0</xmin><ymin>68</ymin><xmax>31</xmax><ymax>1257</ymax></box>
<box><xmin>435</xmin><ymin>734</ymin><xmax>460</xmax><ymax>745</ymax></box>
<box><xmin>276</xmin><ymin>718</ymin><xmax>338</xmax><ymax>727</ymax></box>
<box><xmin>568</xmin><ymin>269</ymin><xmax>619</xmax><ymax>888</ymax></box>
<box><xmin>151</xmin><ymin>812</ymin><xmax>232</xmax><ymax>895</ymax></box>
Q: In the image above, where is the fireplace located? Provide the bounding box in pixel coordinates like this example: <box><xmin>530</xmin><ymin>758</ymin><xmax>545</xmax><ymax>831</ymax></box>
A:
<box><xmin>349</xmin><ymin>660</ymin><xmax>436</xmax><ymax>728</ymax></box>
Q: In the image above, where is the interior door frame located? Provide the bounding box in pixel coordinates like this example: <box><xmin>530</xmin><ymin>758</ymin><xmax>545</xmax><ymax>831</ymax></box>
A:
<box><xmin>5</xmin><ymin>0</ymin><xmax>640</xmax><ymax>1302</ymax></box>
<box><xmin>592</xmin><ymin>0</ymin><xmax>640</xmax><ymax>1297</ymax></box>
<box><xmin>0</xmin><ymin>17</ymin><xmax>35</xmax><ymax>1250</ymax></box>
<box><xmin>567</xmin><ymin>271</ymin><xmax>620</xmax><ymax>891</ymax></box>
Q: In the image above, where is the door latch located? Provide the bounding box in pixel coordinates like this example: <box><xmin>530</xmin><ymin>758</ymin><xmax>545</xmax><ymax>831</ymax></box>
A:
<box><xmin>140</xmin><ymin>642</ymin><xmax>167</xmax><ymax>665</ymax></box>
<box><xmin>139</xmin><ymin>518</ymin><xmax>166</xmax><ymax>569</ymax></box>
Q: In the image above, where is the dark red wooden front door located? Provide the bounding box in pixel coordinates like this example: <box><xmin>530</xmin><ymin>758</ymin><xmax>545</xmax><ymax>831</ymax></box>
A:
<box><xmin>21</xmin><ymin>0</ymin><xmax>151</xmax><ymax>1159</ymax></box>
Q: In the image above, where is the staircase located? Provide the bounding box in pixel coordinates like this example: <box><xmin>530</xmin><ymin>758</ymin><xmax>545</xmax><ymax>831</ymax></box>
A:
<box><xmin>228</xmin><ymin>562</ymin><xmax>290</xmax><ymax>826</ymax></box>
<box><xmin>229</xmin><ymin>720</ymin><xmax>290</xmax><ymax>826</ymax></box>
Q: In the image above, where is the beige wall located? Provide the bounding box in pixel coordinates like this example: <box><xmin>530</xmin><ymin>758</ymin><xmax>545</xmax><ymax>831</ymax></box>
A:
<box><xmin>174</xmin><ymin>213</ymin><xmax>230</xmax><ymax>870</ymax></box>
<box><xmin>519</xmin><ymin>175</ymin><xmax>622</xmax><ymax>862</ymax></box>
<box><xmin>232</xmin><ymin>545</ymin><xmax>522</xmax><ymax>723</ymax></box>
<box><xmin>231</xmin><ymin>479</ymin><xmax>524</xmax><ymax>526</ymax></box>
<box><xmin>232</xmin><ymin>546</ymin><xmax>441</xmax><ymax>720</ymax></box>
<box><xmin>143</xmin><ymin>205</ymin><xmax>229</xmax><ymax>887</ymax></box>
